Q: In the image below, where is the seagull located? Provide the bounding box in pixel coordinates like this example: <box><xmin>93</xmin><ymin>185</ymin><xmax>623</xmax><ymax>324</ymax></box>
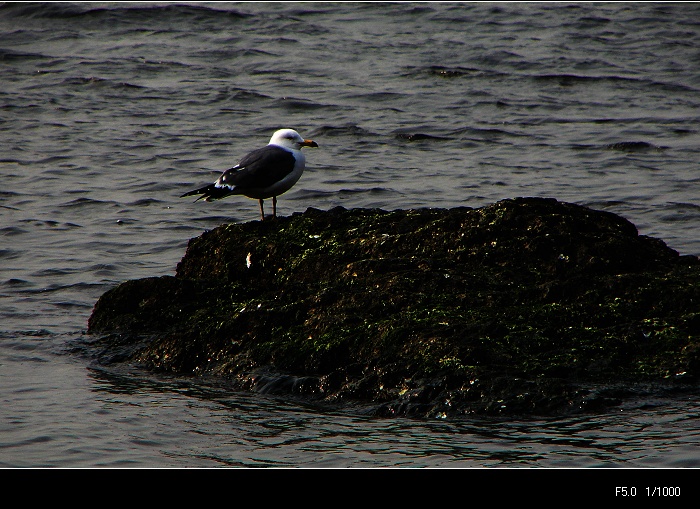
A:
<box><xmin>181</xmin><ymin>128</ymin><xmax>318</xmax><ymax>220</ymax></box>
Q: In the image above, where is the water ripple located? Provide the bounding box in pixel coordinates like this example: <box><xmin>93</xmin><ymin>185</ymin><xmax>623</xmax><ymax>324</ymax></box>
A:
<box><xmin>1</xmin><ymin>0</ymin><xmax>699</xmax><ymax>468</ymax></box>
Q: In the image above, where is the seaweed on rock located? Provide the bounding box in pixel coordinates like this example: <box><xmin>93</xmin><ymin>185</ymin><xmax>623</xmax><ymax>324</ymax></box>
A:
<box><xmin>87</xmin><ymin>197</ymin><xmax>700</xmax><ymax>418</ymax></box>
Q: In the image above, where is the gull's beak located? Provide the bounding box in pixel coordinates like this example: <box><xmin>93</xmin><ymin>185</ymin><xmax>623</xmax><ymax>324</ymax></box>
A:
<box><xmin>302</xmin><ymin>139</ymin><xmax>319</xmax><ymax>148</ymax></box>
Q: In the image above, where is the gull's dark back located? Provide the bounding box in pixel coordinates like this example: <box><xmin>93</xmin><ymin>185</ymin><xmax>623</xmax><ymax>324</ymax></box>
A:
<box><xmin>222</xmin><ymin>145</ymin><xmax>296</xmax><ymax>190</ymax></box>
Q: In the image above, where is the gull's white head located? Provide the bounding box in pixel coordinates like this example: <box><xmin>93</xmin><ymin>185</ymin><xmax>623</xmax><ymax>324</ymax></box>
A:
<box><xmin>269</xmin><ymin>128</ymin><xmax>318</xmax><ymax>150</ymax></box>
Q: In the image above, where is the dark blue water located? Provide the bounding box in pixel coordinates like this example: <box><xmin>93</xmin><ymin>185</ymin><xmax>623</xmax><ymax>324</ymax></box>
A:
<box><xmin>1</xmin><ymin>2</ymin><xmax>699</xmax><ymax>468</ymax></box>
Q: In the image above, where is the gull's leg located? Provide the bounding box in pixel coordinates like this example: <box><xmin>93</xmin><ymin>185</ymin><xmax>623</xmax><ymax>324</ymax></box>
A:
<box><xmin>272</xmin><ymin>196</ymin><xmax>277</xmax><ymax>218</ymax></box>
<box><xmin>259</xmin><ymin>199</ymin><xmax>265</xmax><ymax>221</ymax></box>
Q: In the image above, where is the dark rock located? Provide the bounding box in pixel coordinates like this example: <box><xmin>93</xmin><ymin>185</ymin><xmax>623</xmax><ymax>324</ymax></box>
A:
<box><xmin>86</xmin><ymin>197</ymin><xmax>700</xmax><ymax>418</ymax></box>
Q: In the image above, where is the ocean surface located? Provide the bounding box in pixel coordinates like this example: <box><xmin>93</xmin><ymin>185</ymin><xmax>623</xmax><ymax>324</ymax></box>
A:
<box><xmin>1</xmin><ymin>2</ymin><xmax>700</xmax><ymax>470</ymax></box>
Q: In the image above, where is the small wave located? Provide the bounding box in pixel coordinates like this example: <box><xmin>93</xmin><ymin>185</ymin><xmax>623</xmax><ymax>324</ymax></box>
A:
<box><xmin>61</xmin><ymin>76</ymin><xmax>145</xmax><ymax>90</ymax></box>
<box><xmin>311</xmin><ymin>125</ymin><xmax>375</xmax><ymax>137</ymax></box>
<box><xmin>0</xmin><ymin>226</ymin><xmax>28</xmax><ymax>236</ymax></box>
<box><xmin>0</xmin><ymin>2</ymin><xmax>250</xmax><ymax>22</ymax></box>
<box><xmin>189</xmin><ymin>215</ymin><xmax>239</xmax><ymax>226</ymax></box>
<box><xmin>337</xmin><ymin>187</ymin><xmax>393</xmax><ymax>196</ymax></box>
<box><xmin>53</xmin><ymin>300</ymin><xmax>95</xmax><ymax>311</ymax></box>
<box><xmin>271</xmin><ymin>97</ymin><xmax>331</xmax><ymax>111</ymax></box>
<box><xmin>533</xmin><ymin>73</ymin><xmax>640</xmax><ymax>87</ymax></box>
<box><xmin>394</xmin><ymin>132</ymin><xmax>450</xmax><ymax>142</ymax></box>
<box><xmin>22</xmin><ymin>280</ymin><xmax>107</xmax><ymax>295</ymax></box>
<box><xmin>12</xmin><ymin>329</ymin><xmax>54</xmax><ymax>338</ymax></box>
<box><xmin>344</xmin><ymin>91</ymin><xmax>406</xmax><ymax>103</ymax></box>
<box><xmin>605</xmin><ymin>141</ymin><xmax>665</xmax><ymax>152</ymax></box>
<box><xmin>671</xmin><ymin>128</ymin><xmax>696</xmax><ymax>136</ymax></box>
<box><xmin>1</xmin><ymin>278</ymin><xmax>31</xmax><ymax>288</ymax></box>
<box><xmin>291</xmin><ymin>189</ymin><xmax>338</xmax><ymax>200</ymax></box>
<box><xmin>0</xmin><ymin>249</ymin><xmax>21</xmax><ymax>260</ymax></box>
<box><xmin>0</xmin><ymin>48</ymin><xmax>49</xmax><ymax>62</ymax></box>
<box><xmin>658</xmin><ymin>203</ymin><xmax>700</xmax><ymax>228</ymax></box>
<box><xmin>0</xmin><ymin>190</ymin><xmax>21</xmax><ymax>199</ymax></box>
<box><xmin>126</xmin><ymin>198</ymin><xmax>165</xmax><ymax>207</ymax></box>
<box><xmin>0</xmin><ymin>2</ymin><xmax>88</xmax><ymax>18</ymax></box>
<box><xmin>21</xmin><ymin>219</ymin><xmax>60</xmax><ymax>228</ymax></box>
<box><xmin>87</xmin><ymin>263</ymin><xmax>121</xmax><ymax>276</ymax></box>
<box><xmin>472</xmin><ymin>50</ymin><xmax>531</xmax><ymax>68</ymax></box>
<box><xmin>58</xmin><ymin>197</ymin><xmax>119</xmax><ymax>209</ymax></box>
<box><xmin>109</xmin><ymin>3</ymin><xmax>252</xmax><ymax>21</ymax></box>
<box><xmin>192</xmin><ymin>47</ymin><xmax>276</xmax><ymax>62</ymax></box>
<box><xmin>425</xmin><ymin>65</ymin><xmax>482</xmax><ymax>78</ymax></box>
<box><xmin>567</xmin><ymin>15</ymin><xmax>612</xmax><ymax>29</ymax></box>
<box><xmin>34</xmin><ymin>155</ymin><xmax>72</xmax><ymax>165</ymax></box>
<box><xmin>213</xmin><ymin>88</ymin><xmax>272</xmax><ymax>103</ymax></box>
<box><xmin>428</xmin><ymin>65</ymin><xmax>475</xmax><ymax>77</ymax></box>
<box><xmin>581</xmin><ymin>200</ymin><xmax>629</xmax><ymax>210</ymax></box>
<box><xmin>411</xmin><ymin>65</ymin><xmax>509</xmax><ymax>81</ymax></box>
<box><xmin>664</xmin><ymin>202</ymin><xmax>700</xmax><ymax>213</ymax></box>
<box><xmin>533</xmin><ymin>73</ymin><xmax>699</xmax><ymax>94</ymax></box>
<box><xmin>452</xmin><ymin>126</ymin><xmax>526</xmax><ymax>141</ymax></box>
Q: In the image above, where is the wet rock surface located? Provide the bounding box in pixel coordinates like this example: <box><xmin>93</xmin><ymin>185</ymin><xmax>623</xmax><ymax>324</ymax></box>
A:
<box><xmin>87</xmin><ymin>197</ymin><xmax>700</xmax><ymax>418</ymax></box>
